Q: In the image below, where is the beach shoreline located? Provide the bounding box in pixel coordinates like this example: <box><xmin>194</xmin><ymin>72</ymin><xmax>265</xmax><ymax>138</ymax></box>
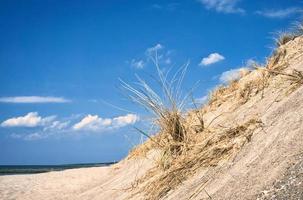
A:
<box><xmin>0</xmin><ymin>162</ymin><xmax>117</xmax><ymax>176</ymax></box>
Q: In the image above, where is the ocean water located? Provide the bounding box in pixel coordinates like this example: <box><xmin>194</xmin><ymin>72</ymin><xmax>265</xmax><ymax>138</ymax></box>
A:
<box><xmin>0</xmin><ymin>162</ymin><xmax>116</xmax><ymax>175</ymax></box>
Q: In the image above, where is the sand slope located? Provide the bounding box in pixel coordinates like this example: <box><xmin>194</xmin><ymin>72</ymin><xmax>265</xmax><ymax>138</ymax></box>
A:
<box><xmin>165</xmin><ymin>36</ymin><xmax>303</xmax><ymax>200</ymax></box>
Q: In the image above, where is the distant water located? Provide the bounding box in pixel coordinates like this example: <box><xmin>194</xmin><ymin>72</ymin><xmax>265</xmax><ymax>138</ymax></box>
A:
<box><xmin>0</xmin><ymin>162</ymin><xmax>117</xmax><ymax>175</ymax></box>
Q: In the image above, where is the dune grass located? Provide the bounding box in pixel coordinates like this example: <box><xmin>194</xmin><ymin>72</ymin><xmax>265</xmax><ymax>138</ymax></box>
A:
<box><xmin>274</xmin><ymin>32</ymin><xmax>295</xmax><ymax>47</ymax></box>
<box><xmin>121</xmin><ymin>57</ymin><xmax>200</xmax><ymax>169</ymax></box>
<box><xmin>274</xmin><ymin>21</ymin><xmax>303</xmax><ymax>47</ymax></box>
<box><xmin>123</xmin><ymin>21</ymin><xmax>303</xmax><ymax>200</ymax></box>
<box><xmin>122</xmin><ymin>56</ymin><xmax>265</xmax><ymax>200</ymax></box>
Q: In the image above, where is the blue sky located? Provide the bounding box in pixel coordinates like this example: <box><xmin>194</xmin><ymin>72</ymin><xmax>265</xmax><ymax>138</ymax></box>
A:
<box><xmin>0</xmin><ymin>0</ymin><xmax>302</xmax><ymax>165</ymax></box>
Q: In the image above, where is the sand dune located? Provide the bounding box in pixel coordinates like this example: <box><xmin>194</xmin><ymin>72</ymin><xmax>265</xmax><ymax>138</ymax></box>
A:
<box><xmin>1</xmin><ymin>36</ymin><xmax>303</xmax><ymax>200</ymax></box>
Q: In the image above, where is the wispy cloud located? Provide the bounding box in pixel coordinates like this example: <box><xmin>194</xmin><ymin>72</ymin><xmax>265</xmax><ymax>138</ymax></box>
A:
<box><xmin>151</xmin><ymin>3</ymin><xmax>180</xmax><ymax>11</ymax></box>
<box><xmin>131</xmin><ymin>59</ymin><xmax>145</xmax><ymax>69</ymax></box>
<box><xmin>199</xmin><ymin>53</ymin><xmax>225</xmax><ymax>66</ymax></box>
<box><xmin>219</xmin><ymin>67</ymin><xmax>249</xmax><ymax>83</ymax></box>
<box><xmin>0</xmin><ymin>96</ymin><xmax>71</xmax><ymax>103</ymax></box>
<box><xmin>198</xmin><ymin>0</ymin><xmax>245</xmax><ymax>14</ymax></box>
<box><xmin>146</xmin><ymin>43</ymin><xmax>173</xmax><ymax>64</ymax></box>
<box><xmin>146</xmin><ymin>43</ymin><xmax>164</xmax><ymax>55</ymax></box>
<box><xmin>1</xmin><ymin>112</ymin><xmax>56</xmax><ymax>128</ymax></box>
<box><xmin>73</xmin><ymin>114</ymin><xmax>139</xmax><ymax>132</ymax></box>
<box><xmin>255</xmin><ymin>7</ymin><xmax>302</xmax><ymax>19</ymax></box>
<box><xmin>10</xmin><ymin>132</ymin><xmax>45</xmax><ymax>141</ymax></box>
<box><xmin>24</xmin><ymin>133</ymin><xmax>45</xmax><ymax>141</ymax></box>
<box><xmin>130</xmin><ymin>43</ymin><xmax>173</xmax><ymax>69</ymax></box>
<box><xmin>42</xmin><ymin>120</ymin><xmax>70</xmax><ymax>131</ymax></box>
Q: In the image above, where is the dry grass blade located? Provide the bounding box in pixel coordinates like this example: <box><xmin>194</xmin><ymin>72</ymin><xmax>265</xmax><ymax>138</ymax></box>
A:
<box><xmin>138</xmin><ymin>118</ymin><xmax>262</xmax><ymax>200</ymax></box>
<box><xmin>121</xmin><ymin>55</ymin><xmax>197</xmax><ymax>168</ymax></box>
<box><xmin>274</xmin><ymin>32</ymin><xmax>295</xmax><ymax>47</ymax></box>
<box><xmin>292</xmin><ymin>20</ymin><xmax>303</xmax><ymax>37</ymax></box>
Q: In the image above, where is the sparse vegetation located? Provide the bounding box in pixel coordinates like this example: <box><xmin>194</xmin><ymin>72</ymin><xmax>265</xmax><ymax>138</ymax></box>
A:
<box><xmin>138</xmin><ymin>118</ymin><xmax>262</xmax><ymax>200</ymax></box>
<box><xmin>274</xmin><ymin>32</ymin><xmax>295</xmax><ymax>47</ymax></box>
<box><xmin>121</xmin><ymin>59</ymin><xmax>199</xmax><ymax>169</ymax></box>
<box><xmin>274</xmin><ymin>21</ymin><xmax>303</xmax><ymax>48</ymax></box>
<box><xmin>123</xmin><ymin>56</ymin><xmax>266</xmax><ymax>200</ymax></box>
<box><xmin>125</xmin><ymin>21</ymin><xmax>303</xmax><ymax>200</ymax></box>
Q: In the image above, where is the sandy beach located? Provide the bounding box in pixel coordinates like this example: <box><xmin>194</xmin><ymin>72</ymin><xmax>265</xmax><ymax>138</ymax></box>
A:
<box><xmin>0</xmin><ymin>154</ymin><xmax>156</xmax><ymax>200</ymax></box>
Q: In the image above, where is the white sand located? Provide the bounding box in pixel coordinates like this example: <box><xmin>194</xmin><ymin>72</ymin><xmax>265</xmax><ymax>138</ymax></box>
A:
<box><xmin>0</xmin><ymin>154</ymin><xmax>156</xmax><ymax>200</ymax></box>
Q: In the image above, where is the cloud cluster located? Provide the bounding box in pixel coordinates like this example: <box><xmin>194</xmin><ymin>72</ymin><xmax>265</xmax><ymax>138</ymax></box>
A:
<box><xmin>199</xmin><ymin>53</ymin><xmax>225</xmax><ymax>66</ymax></box>
<box><xmin>0</xmin><ymin>96</ymin><xmax>70</xmax><ymax>103</ymax></box>
<box><xmin>73</xmin><ymin>114</ymin><xmax>139</xmax><ymax>131</ymax></box>
<box><xmin>1</xmin><ymin>112</ymin><xmax>139</xmax><ymax>140</ymax></box>
<box><xmin>255</xmin><ymin>7</ymin><xmax>302</xmax><ymax>19</ymax></box>
<box><xmin>198</xmin><ymin>0</ymin><xmax>245</xmax><ymax>14</ymax></box>
<box><xmin>1</xmin><ymin>112</ymin><xmax>56</xmax><ymax>127</ymax></box>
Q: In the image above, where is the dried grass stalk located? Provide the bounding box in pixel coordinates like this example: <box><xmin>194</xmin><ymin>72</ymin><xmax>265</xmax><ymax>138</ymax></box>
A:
<box><xmin>121</xmin><ymin>57</ymin><xmax>200</xmax><ymax>168</ymax></box>
<box><xmin>274</xmin><ymin>32</ymin><xmax>295</xmax><ymax>47</ymax></box>
<box><xmin>138</xmin><ymin>118</ymin><xmax>262</xmax><ymax>200</ymax></box>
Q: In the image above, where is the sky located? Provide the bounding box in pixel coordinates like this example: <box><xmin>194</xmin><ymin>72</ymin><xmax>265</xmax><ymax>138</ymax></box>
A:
<box><xmin>0</xmin><ymin>0</ymin><xmax>302</xmax><ymax>165</ymax></box>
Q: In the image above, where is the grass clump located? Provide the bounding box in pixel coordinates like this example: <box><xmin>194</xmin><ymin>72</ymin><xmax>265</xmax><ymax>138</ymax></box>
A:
<box><xmin>121</xmin><ymin>58</ymin><xmax>198</xmax><ymax>169</ymax></box>
<box><xmin>138</xmin><ymin>118</ymin><xmax>262</xmax><ymax>200</ymax></box>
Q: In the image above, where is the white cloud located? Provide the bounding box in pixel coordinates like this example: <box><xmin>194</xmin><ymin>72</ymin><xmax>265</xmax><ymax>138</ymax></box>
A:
<box><xmin>199</xmin><ymin>53</ymin><xmax>225</xmax><ymax>66</ymax></box>
<box><xmin>6</xmin><ymin>115</ymin><xmax>71</xmax><ymax>140</ymax></box>
<box><xmin>146</xmin><ymin>44</ymin><xmax>173</xmax><ymax>65</ymax></box>
<box><xmin>24</xmin><ymin>133</ymin><xmax>44</xmax><ymax>140</ymax></box>
<box><xmin>151</xmin><ymin>3</ymin><xmax>180</xmax><ymax>11</ymax></box>
<box><xmin>131</xmin><ymin>43</ymin><xmax>172</xmax><ymax>69</ymax></box>
<box><xmin>112</xmin><ymin>114</ymin><xmax>139</xmax><ymax>128</ymax></box>
<box><xmin>1</xmin><ymin>112</ymin><xmax>56</xmax><ymax>128</ymax></box>
<box><xmin>255</xmin><ymin>7</ymin><xmax>302</xmax><ymax>19</ymax></box>
<box><xmin>43</xmin><ymin>120</ymin><xmax>70</xmax><ymax>131</ymax></box>
<box><xmin>73</xmin><ymin>115</ymin><xmax>112</xmax><ymax>131</ymax></box>
<box><xmin>73</xmin><ymin>114</ymin><xmax>139</xmax><ymax>132</ymax></box>
<box><xmin>10</xmin><ymin>132</ymin><xmax>47</xmax><ymax>141</ymax></box>
<box><xmin>0</xmin><ymin>96</ymin><xmax>71</xmax><ymax>103</ymax></box>
<box><xmin>10</xmin><ymin>133</ymin><xmax>23</xmax><ymax>139</ymax></box>
<box><xmin>131</xmin><ymin>59</ymin><xmax>145</xmax><ymax>69</ymax></box>
<box><xmin>146</xmin><ymin>43</ymin><xmax>164</xmax><ymax>55</ymax></box>
<box><xmin>219</xmin><ymin>67</ymin><xmax>249</xmax><ymax>83</ymax></box>
<box><xmin>4</xmin><ymin>112</ymin><xmax>139</xmax><ymax>140</ymax></box>
<box><xmin>198</xmin><ymin>0</ymin><xmax>245</xmax><ymax>14</ymax></box>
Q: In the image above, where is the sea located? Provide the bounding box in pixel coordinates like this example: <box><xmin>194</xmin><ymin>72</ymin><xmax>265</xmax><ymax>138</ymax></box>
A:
<box><xmin>0</xmin><ymin>162</ymin><xmax>117</xmax><ymax>175</ymax></box>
